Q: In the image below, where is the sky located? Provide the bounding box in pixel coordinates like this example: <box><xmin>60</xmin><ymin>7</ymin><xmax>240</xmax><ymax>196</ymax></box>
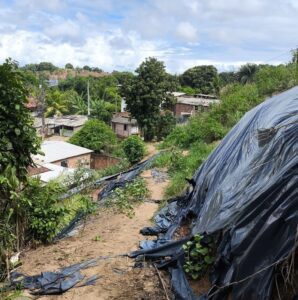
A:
<box><xmin>0</xmin><ymin>0</ymin><xmax>297</xmax><ymax>73</ymax></box>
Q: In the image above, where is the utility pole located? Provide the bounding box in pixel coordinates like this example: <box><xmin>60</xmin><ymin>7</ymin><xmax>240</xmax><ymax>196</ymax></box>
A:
<box><xmin>87</xmin><ymin>80</ymin><xmax>91</xmax><ymax>117</ymax></box>
<box><xmin>39</xmin><ymin>83</ymin><xmax>46</xmax><ymax>139</ymax></box>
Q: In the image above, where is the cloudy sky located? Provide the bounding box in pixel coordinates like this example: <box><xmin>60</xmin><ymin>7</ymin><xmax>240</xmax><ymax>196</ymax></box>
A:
<box><xmin>0</xmin><ymin>0</ymin><xmax>297</xmax><ymax>73</ymax></box>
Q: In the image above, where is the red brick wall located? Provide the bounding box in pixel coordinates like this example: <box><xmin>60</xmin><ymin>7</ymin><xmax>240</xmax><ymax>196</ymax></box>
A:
<box><xmin>52</xmin><ymin>153</ymin><xmax>92</xmax><ymax>168</ymax></box>
<box><xmin>90</xmin><ymin>153</ymin><xmax>120</xmax><ymax>170</ymax></box>
<box><xmin>174</xmin><ymin>103</ymin><xmax>195</xmax><ymax>116</ymax></box>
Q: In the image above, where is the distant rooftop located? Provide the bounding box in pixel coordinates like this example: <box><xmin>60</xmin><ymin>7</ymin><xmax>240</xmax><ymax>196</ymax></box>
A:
<box><xmin>33</xmin><ymin>141</ymin><xmax>93</xmax><ymax>163</ymax></box>
<box><xmin>34</xmin><ymin>115</ymin><xmax>88</xmax><ymax>128</ymax></box>
<box><xmin>111</xmin><ymin>112</ymin><xmax>137</xmax><ymax>125</ymax></box>
<box><xmin>177</xmin><ymin>97</ymin><xmax>220</xmax><ymax>107</ymax></box>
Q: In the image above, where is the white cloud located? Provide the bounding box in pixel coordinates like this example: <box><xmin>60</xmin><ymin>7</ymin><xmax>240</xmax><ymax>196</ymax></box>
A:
<box><xmin>176</xmin><ymin>22</ymin><xmax>198</xmax><ymax>42</ymax></box>
<box><xmin>0</xmin><ymin>0</ymin><xmax>297</xmax><ymax>72</ymax></box>
<box><xmin>0</xmin><ymin>29</ymin><xmax>170</xmax><ymax>71</ymax></box>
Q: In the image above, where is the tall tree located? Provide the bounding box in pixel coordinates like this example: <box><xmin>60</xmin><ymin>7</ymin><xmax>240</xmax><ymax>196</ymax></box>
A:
<box><xmin>0</xmin><ymin>59</ymin><xmax>40</xmax><ymax>272</ymax></box>
<box><xmin>180</xmin><ymin>65</ymin><xmax>219</xmax><ymax>95</ymax></box>
<box><xmin>123</xmin><ymin>57</ymin><xmax>169</xmax><ymax>140</ymax></box>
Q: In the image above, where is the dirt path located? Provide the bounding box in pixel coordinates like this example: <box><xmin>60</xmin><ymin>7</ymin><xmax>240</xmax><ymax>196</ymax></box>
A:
<box><xmin>19</xmin><ymin>164</ymin><xmax>171</xmax><ymax>300</ymax></box>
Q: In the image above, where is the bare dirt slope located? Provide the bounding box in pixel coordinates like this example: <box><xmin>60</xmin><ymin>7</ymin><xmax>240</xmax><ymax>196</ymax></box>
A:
<box><xmin>18</xmin><ymin>166</ymin><xmax>171</xmax><ymax>300</ymax></box>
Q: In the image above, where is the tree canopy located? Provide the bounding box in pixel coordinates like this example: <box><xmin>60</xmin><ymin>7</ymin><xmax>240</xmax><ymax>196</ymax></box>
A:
<box><xmin>0</xmin><ymin>59</ymin><xmax>40</xmax><ymax>179</ymax></box>
<box><xmin>180</xmin><ymin>65</ymin><xmax>219</xmax><ymax>95</ymax></box>
<box><xmin>69</xmin><ymin>119</ymin><xmax>117</xmax><ymax>153</ymax></box>
<box><xmin>122</xmin><ymin>57</ymin><xmax>172</xmax><ymax>140</ymax></box>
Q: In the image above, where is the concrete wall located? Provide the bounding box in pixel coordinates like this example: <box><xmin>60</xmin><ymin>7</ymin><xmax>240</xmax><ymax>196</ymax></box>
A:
<box><xmin>112</xmin><ymin>122</ymin><xmax>139</xmax><ymax>138</ymax></box>
<box><xmin>52</xmin><ymin>153</ymin><xmax>92</xmax><ymax>169</ymax></box>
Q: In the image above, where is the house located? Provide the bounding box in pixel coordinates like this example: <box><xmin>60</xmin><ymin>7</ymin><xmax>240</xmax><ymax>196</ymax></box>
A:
<box><xmin>33</xmin><ymin>141</ymin><xmax>93</xmax><ymax>169</ymax></box>
<box><xmin>111</xmin><ymin>112</ymin><xmax>139</xmax><ymax>138</ymax></box>
<box><xmin>34</xmin><ymin>115</ymin><xmax>88</xmax><ymax>137</ymax></box>
<box><xmin>172</xmin><ymin>93</ymin><xmax>220</xmax><ymax>119</ymax></box>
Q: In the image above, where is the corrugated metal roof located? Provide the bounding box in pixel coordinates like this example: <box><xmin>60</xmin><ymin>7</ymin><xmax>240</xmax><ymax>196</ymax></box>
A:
<box><xmin>34</xmin><ymin>115</ymin><xmax>88</xmax><ymax>128</ymax></box>
<box><xmin>111</xmin><ymin>113</ymin><xmax>137</xmax><ymax>125</ymax></box>
<box><xmin>177</xmin><ymin>97</ymin><xmax>220</xmax><ymax>106</ymax></box>
<box><xmin>33</xmin><ymin>141</ymin><xmax>93</xmax><ymax>163</ymax></box>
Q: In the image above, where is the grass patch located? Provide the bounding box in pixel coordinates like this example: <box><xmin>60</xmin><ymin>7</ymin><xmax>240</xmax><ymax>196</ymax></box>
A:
<box><xmin>163</xmin><ymin>142</ymin><xmax>216</xmax><ymax>198</ymax></box>
<box><xmin>151</xmin><ymin>151</ymin><xmax>172</xmax><ymax>168</ymax></box>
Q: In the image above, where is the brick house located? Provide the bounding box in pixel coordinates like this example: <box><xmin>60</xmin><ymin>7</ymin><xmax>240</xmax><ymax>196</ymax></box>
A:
<box><xmin>111</xmin><ymin>112</ymin><xmax>139</xmax><ymax>138</ymax></box>
<box><xmin>33</xmin><ymin>141</ymin><xmax>93</xmax><ymax>169</ymax></box>
<box><xmin>172</xmin><ymin>93</ymin><xmax>220</xmax><ymax>120</ymax></box>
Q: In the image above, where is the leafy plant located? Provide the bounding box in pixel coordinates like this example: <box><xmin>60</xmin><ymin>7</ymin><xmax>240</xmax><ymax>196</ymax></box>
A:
<box><xmin>122</xmin><ymin>135</ymin><xmax>145</xmax><ymax>164</ymax></box>
<box><xmin>183</xmin><ymin>235</ymin><xmax>215</xmax><ymax>280</ymax></box>
<box><xmin>106</xmin><ymin>178</ymin><xmax>148</xmax><ymax>217</ymax></box>
<box><xmin>21</xmin><ymin>178</ymin><xmax>69</xmax><ymax>243</ymax></box>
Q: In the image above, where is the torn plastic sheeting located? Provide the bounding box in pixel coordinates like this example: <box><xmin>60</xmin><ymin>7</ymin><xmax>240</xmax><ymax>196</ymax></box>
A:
<box><xmin>98</xmin><ymin>154</ymin><xmax>158</xmax><ymax>201</ymax></box>
<box><xmin>10</xmin><ymin>258</ymin><xmax>99</xmax><ymax>295</ymax></box>
<box><xmin>140</xmin><ymin>201</ymin><xmax>179</xmax><ymax>236</ymax></box>
<box><xmin>54</xmin><ymin>154</ymin><xmax>159</xmax><ymax>241</ymax></box>
<box><xmin>132</xmin><ymin>86</ymin><xmax>298</xmax><ymax>300</ymax></box>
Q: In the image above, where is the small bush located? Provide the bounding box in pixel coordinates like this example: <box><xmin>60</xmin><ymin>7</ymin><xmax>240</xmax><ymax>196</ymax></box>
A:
<box><xmin>183</xmin><ymin>235</ymin><xmax>215</xmax><ymax>280</ymax></box>
<box><xmin>106</xmin><ymin>178</ymin><xmax>148</xmax><ymax>217</ymax></box>
<box><xmin>122</xmin><ymin>135</ymin><xmax>145</xmax><ymax>164</ymax></box>
<box><xmin>69</xmin><ymin>119</ymin><xmax>117</xmax><ymax>153</ymax></box>
<box><xmin>21</xmin><ymin>178</ymin><xmax>69</xmax><ymax>243</ymax></box>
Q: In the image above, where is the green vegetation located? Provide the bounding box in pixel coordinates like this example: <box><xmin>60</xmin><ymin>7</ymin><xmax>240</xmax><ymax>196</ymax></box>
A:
<box><xmin>153</xmin><ymin>143</ymin><xmax>216</xmax><ymax>198</ymax></box>
<box><xmin>1</xmin><ymin>51</ymin><xmax>297</xmax><ymax>283</ymax></box>
<box><xmin>180</xmin><ymin>65</ymin><xmax>219</xmax><ymax>95</ymax></box>
<box><xmin>106</xmin><ymin>178</ymin><xmax>148</xmax><ymax>217</ymax></box>
<box><xmin>0</xmin><ymin>60</ymin><xmax>40</xmax><ymax>277</ymax></box>
<box><xmin>122</xmin><ymin>135</ymin><xmax>145</xmax><ymax>164</ymax></box>
<box><xmin>183</xmin><ymin>235</ymin><xmax>215</xmax><ymax>280</ymax></box>
<box><xmin>158</xmin><ymin>59</ymin><xmax>297</xmax><ymax>198</ymax></box>
<box><xmin>69</xmin><ymin>119</ymin><xmax>117</xmax><ymax>153</ymax></box>
<box><xmin>122</xmin><ymin>57</ymin><xmax>175</xmax><ymax>140</ymax></box>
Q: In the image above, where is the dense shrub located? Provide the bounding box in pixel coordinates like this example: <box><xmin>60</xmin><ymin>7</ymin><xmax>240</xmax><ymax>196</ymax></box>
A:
<box><xmin>69</xmin><ymin>119</ymin><xmax>117</xmax><ymax>153</ymax></box>
<box><xmin>156</xmin><ymin>111</ymin><xmax>176</xmax><ymax>140</ymax></box>
<box><xmin>254</xmin><ymin>64</ymin><xmax>297</xmax><ymax>96</ymax></box>
<box><xmin>122</xmin><ymin>135</ymin><xmax>145</xmax><ymax>164</ymax></box>
<box><xmin>21</xmin><ymin>178</ymin><xmax>69</xmax><ymax>242</ymax></box>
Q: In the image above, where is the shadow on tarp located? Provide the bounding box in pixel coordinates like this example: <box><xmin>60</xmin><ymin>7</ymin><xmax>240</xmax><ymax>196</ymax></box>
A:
<box><xmin>131</xmin><ymin>86</ymin><xmax>298</xmax><ymax>300</ymax></box>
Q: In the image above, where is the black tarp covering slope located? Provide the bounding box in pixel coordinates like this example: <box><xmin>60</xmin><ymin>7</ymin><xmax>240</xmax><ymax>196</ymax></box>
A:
<box><xmin>132</xmin><ymin>86</ymin><xmax>298</xmax><ymax>300</ymax></box>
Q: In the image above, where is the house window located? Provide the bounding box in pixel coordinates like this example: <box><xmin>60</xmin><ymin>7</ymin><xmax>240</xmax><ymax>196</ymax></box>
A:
<box><xmin>195</xmin><ymin>105</ymin><xmax>199</xmax><ymax>111</ymax></box>
<box><xmin>124</xmin><ymin>124</ymin><xmax>127</xmax><ymax>131</ymax></box>
<box><xmin>61</xmin><ymin>160</ymin><xmax>68</xmax><ymax>168</ymax></box>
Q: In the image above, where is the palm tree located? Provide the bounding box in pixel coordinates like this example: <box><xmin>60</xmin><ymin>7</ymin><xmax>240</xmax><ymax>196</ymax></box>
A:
<box><xmin>45</xmin><ymin>90</ymin><xmax>68</xmax><ymax>117</ymax></box>
<box><xmin>237</xmin><ymin>64</ymin><xmax>259</xmax><ymax>84</ymax></box>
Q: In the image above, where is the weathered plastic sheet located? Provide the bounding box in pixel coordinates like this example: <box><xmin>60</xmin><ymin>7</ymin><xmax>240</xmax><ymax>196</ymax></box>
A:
<box><xmin>10</xmin><ymin>259</ymin><xmax>99</xmax><ymax>295</ymax></box>
<box><xmin>133</xmin><ymin>86</ymin><xmax>298</xmax><ymax>300</ymax></box>
<box><xmin>54</xmin><ymin>154</ymin><xmax>158</xmax><ymax>240</ymax></box>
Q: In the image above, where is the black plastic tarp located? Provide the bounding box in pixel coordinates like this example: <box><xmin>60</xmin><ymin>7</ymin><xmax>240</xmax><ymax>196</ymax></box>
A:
<box><xmin>10</xmin><ymin>259</ymin><xmax>100</xmax><ymax>295</ymax></box>
<box><xmin>54</xmin><ymin>154</ymin><xmax>158</xmax><ymax>240</ymax></box>
<box><xmin>132</xmin><ymin>86</ymin><xmax>298</xmax><ymax>299</ymax></box>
